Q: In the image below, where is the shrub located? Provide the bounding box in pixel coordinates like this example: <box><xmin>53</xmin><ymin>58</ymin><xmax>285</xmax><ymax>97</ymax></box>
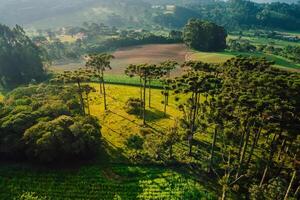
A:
<box><xmin>124</xmin><ymin>98</ymin><xmax>142</xmax><ymax>115</ymax></box>
<box><xmin>125</xmin><ymin>135</ymin><xmax>144</xmax><ymax>150</ymax></box>
<box><xmin>18</xmin><ymin>192</ymin><xmax>47</xmax><ymax>200</ymax></box>
<box><xmin>139</xmin><ymin>127</ymin><xmax>153</xmax><ymax>137</ymax></box>
<box><xmin>23</xmin><ymin>115</ymin><xmax>101</xmax><ymax>163</ymax></box>
<box><xmin>0</xmin><ymin>84</ymin><xmax>102</xmax><ymax>162</ymax></box>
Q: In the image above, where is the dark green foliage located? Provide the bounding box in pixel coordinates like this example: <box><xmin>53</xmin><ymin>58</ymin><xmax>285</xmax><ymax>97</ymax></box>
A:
<box><xmin>0</xmin><ymin>84</ymin><xmax>101</xmax><ymax>162</ymax></box>
<box><xmin>125</xmin><ymin>135</ymin><xmax>144</xmax><ymax>150</ymax></box>
<box><xmin>124</xmin><ymin>98</ymin><xmax>143</xmax><ymax>115</ymax></box>
<box><xmin>227</xmin><ymin>39</ymin><xmax>257</xmax><ymax>52</ymax></box>
<box><xmin>194</xmin><ymin>0</ymin><xmax>300</xmax><ymax>31</ymax></box>
<box><xmin>24</xmin><ymin>115</ymin><xmax>101</xmax><ymax>163</ymax></box>
<box><xmin>153</xmin><ymin>6</ymin><xmax>201</xmax><ymax>28</ymax></box>
<box><xmin>183</xmin><ymin>19</ymin><xmax>227</xmax><ymax>51</ymax></box>
<box><xmin>0</xmin><ymin>24</ymin><xmax>45</xmax><ymax>88</ymax></box>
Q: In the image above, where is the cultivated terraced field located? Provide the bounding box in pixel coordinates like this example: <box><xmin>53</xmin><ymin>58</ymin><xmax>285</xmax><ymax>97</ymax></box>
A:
<box><xmin>0</xmin><ymin>165</ymin><xmax>216</xmax><ymax>200</ymax></box>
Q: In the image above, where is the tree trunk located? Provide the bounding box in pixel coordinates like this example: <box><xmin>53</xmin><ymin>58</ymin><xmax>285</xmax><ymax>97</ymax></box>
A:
<box><xmin>148</xmin><ymin>80</ymin><xmax>151</xmax><ymax>108</ymax></box>
<box><xmin>101</xmin><ymin>70</ymin><xmax>107</xmax><ymax>110</ymax></box>
<box><xmin>188</xmin><ymin>135</ymin><xmax>193</xmax><ymax>155</ymax></box>
<box><xmin>86</xmin><ymin>93</ymin><xmax>90</xmax><ymax>115</ymax></box>
<box><xmin>246</xmin><ymin>127</ymin><xmax>262</xmax><ymax>166</ymax></box>
<box><xmin>221</xmin><ymin>186</ymin><xmax>227</xmax><ymax>200</ymax></box>
<box><xmin>164</xmin><ymin>93</ymin><xmax>167</xmax><ymax>117</ymax></box>
<box><xmin>259</xmin><ymin>165</ymin><xmax>268</xmax><ymax>188</ymax></box>
<box><xmin>99</xmin><ymin>72</ymin><xmax>103</xmax><ymax>94</ymax></box>
<box><xmin>210</xmin><ymin>126</ymin><xmax>217</xmax><ymax>172</ymax></box>
<box><xmin>77</xmin><ymin>81</ymin><xmax>85</xmax><ymax>116</ymax></box>
<box><xmin>260</xmin><ymin>133</ymin><xmax>277</xmax><ymax>187</ymax></box>
<box><xmin>139</xmin><ymin>77</ymin><xmax>143</xmax><ymax>117</ymax></box>
<box><xmin>237</xmin><ymin>131</ymin><xmax>245</xmax><ymax>163</ymax></box>
<box><xmin>284</xmin><ymin>169</ymin><xmax>296</xmax><ymax>200</ymax></box>
<box><xmin>277</xmin><ymin>138</ymin><xmax>286</xmax><ymax>161</ymax></box>
<box><xmin>236</xmin><ymin>127</ymin><xmax>250</xmax><ymax>178</ymax></box>
<box><xmin>143</xmin><ymin>77</ymin><xmax>146</xmax><ymax>125</ymax></box>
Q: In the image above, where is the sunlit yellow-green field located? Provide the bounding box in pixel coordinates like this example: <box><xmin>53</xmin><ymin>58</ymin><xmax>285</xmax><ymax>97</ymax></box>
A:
<box><xmin>57</xmin><ymin>34</ymin><xmax>78</xmax><ymax>43</ymax></box>
<box><xmin>0</xmin><ymin>92</ymin><xmax>3</xmax><ymax>102</ymax></box>
<box><xmin>187</xmin><ymin>51</ymin><xmax>234</xmax><ymax>63</ymax></box>
<box><xmin>88</xmin><ymin>83</ymin><xmax>182</xmax><ymax>149</ymax></box>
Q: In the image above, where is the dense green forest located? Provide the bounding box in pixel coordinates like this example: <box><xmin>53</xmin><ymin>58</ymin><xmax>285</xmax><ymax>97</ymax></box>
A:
<box><xmin>0</xmin><ymin>0</ymin><xmax>299</xmax><ymax>199</ymax></box>
<box><xmin>0</xmin><ymin>0</ymin><xmax>299</xmax><ymax>31</ymax></box>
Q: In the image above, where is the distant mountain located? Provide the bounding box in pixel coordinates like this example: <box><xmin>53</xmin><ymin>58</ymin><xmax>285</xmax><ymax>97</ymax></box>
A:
<box><xmin>0</xmin><ymin>0</ymin><xmax>152</xmax><ymax>28</ymax></box>
<box><xmin>0</xmin><ymin>0</ymin><xmax>299</xmax><ymax>29</ymax></box>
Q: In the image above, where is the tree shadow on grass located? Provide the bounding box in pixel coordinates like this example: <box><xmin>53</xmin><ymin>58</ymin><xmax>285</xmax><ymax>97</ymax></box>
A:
<box><xmin>109</xmin><ymin>110</ymin><xmax>141</xmax><ymax>126</ymax></box>
<box><xmin>100</xmin><ymin>138</ymin><xmax>129</xmax><ymax>165</ymax></box>
<box><xmin>145</xmin><ymin>108</ymin><xmax>170</xmax><ymax>122</ymax></box>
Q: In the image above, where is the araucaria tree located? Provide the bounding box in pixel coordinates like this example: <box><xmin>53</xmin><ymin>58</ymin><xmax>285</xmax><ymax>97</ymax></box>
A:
<box><xmin>173</xmin><ymin>61</ymin><xmax>221</xmax><ymax>155</ymax></box>
<box><xmin>125</xmin><ymin>64</ymin><xmax>162</xmax><ymax>125</ymax></box>
<box><xmin>85</xmin><ymin>53</ymin><xmax>115</xmax><ymax>110</ymax></box>
<box><xmin>51</xmin><ymin>69</ymin><xmax>92</xmax><ymax>115</ymax></box>
<box><xmin>160</xmin><ymin>60</ymin><xmax>178</xmax><ymax>116</ymax></box>
<box><xmin>183</xmin><ymin>19</ymin><xmax>227</xmax><ymax>51</ymax></box>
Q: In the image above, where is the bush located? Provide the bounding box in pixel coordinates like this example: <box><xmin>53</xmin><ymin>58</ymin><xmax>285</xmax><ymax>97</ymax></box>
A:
<box><xmin>124</xmin><ymin>98</ymin><xmax>142</xmax><ymax>115</ymax></box>
<box><xmin>139</xmin><ymin>127</ymin><xmax>153</xmax><ymax>137</ymax></box>
<box><xmin>0</xmin><ymin>84</ymin><xmax>102</xmax><ymax>163</ymax></box>
<box><xmin>18</xmin><ymin>192</ymin><xmax>47</xmax><ymax>200</ymax></box>
<box><xmin>125</xmin><ymin>135</ymin><xmax>144</xmax><ymax>150</ymax></box>
<box><xmin>23</xmin><ymin>115</ymin><xmax>101</xmax><ymax>163</ymax></box>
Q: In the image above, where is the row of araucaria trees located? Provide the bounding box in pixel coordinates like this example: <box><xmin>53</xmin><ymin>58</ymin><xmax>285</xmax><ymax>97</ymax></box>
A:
<box><xmin>52</xmin><ymin>54</ymin><xmax>299</xmax><ymax>200</ymax></box>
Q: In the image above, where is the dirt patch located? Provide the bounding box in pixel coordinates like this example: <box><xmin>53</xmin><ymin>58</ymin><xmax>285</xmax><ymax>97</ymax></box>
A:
<box><xmin>110</xmin><ymin>43</ymin><xmax>189</xmax><ymax>75</ymax></box>
<box><xmin>50</xmin><ymin>44</ymin><xmax>190</xmax><ymax>75</ymax></box>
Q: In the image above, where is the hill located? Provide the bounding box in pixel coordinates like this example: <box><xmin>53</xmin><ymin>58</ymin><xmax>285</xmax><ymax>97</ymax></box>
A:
<box><xmin>0</xmin><ymin>0</ymin><xmax>299</xmax><ymax>30</ymax></box>
<box><xmin>0</xmin><ymin>0</ymin><xmax>152</xmax><ymax>28</ymax></box>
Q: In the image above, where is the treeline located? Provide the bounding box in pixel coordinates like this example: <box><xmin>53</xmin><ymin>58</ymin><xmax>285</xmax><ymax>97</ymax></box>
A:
<box><xmin>0</xmin><ymin>84</ymin><xmax>101</xmax><ymax>163</ymax></box>
<box><xmin>154</xmin><ymin>0</ymin><xmax>300</xmax><ymax>31</ymax></box>
<box><xmin>86</xmin><ymin>34</ymin><xmax>181</xmax><ymax>54</ymax></box>
<box><xmin>35</xmin><ymin>23</ymin><xmax>182</xmax><ymax>62</ymax></box>
<box><xmin>121</xmin><ymin>57</ymin><xmax>300</xmax><ymax>199</ymax></box>
<box><xmin>0</xmin><ymin>24</ymin><xmax>46</xmax><ymax>88</ymax></box>
<box><xmin>227</xmin><ymin>38</ymin><xmax>300</xmax><ymax>64</ymax></box>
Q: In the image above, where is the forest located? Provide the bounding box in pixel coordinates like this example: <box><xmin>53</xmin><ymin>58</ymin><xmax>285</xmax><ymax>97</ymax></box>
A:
<box><xmin>0</xmin><ymin>0</ymin><xmax>299</xmax><ymax>200</ymax></box>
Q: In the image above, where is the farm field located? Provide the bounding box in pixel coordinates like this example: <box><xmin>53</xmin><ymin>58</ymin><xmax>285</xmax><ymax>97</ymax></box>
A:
<box><xmin>187</xmin><ymin>51</ymin><xmax>234</xmax><ymax>63</ymax></box>
<box><xmin>51</xmin><ymin>43</ymin><xmax>299</xmax><ymax>79</ymax></box>
<box><xmin>50</xmin><ymin>44</ymin><xmax>189</xmax><ymax>75</ymax></box>
<box><xmin>223</xmin><ymin>51</ymin><xmax>300</xmax><ymax>70</ymax></box>
<box><xmin>0</xmin><ymin>164</ymin><xmax>216</xmax><ymax>200</ymax></box>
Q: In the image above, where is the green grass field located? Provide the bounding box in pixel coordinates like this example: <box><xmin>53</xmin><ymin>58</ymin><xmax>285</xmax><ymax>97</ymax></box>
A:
<box><xmin>223</xmin><ymin>51</ymin><xmax>300</xmax><ymax>70</ymax></box>
<box><xmin>88</xmin><ymin>83</ymin><xmax>182</xmax><ymax>149</ymax></box>
<box><xmin>0</xmin><ymin>164</ymin><xmax>216</xmax><ymax>200</ymax></box>
<box><xmin>187</xmin><ymin>51</ymin><xmax>234</xmax><ymax>63</ymax></box>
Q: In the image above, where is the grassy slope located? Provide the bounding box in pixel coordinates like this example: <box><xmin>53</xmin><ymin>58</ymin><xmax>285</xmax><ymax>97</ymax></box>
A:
<box><xmin>89</xmin><ymin>83</ymin><xmax>181</xmax><ymax>148</ymax></box>
<box><xmin>187</xmin><ymin>51</ymin><xmax>234</xmax><ymax>63</ymax></box>
<box><xmin>0</xmin><ymin>84</ymin><xmax>218</xmax><ymax>199</ymax></box>
<box><xmin>189</xmin><ymin>50</ymin><xmax>300</xmax><ymax>70</ymax></box>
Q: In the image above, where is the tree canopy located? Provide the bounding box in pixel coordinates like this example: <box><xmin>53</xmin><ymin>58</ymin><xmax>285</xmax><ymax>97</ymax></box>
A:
<box><xmin>183</xmin><ymin>19</ymin><xmax>227</xmax><ymax>51</ymax></box>
<box><xmin>0</xmin><ymin>24</ymin><xmax>45</xmax><ymax>88</ymax></box>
